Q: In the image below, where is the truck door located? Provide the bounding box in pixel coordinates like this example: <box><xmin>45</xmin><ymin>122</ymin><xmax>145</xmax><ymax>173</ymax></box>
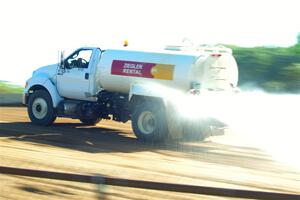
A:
<box><xmin>56</xmin><ymin>49</ymin><xmax>94</xmax><ymax>101</ymax></box>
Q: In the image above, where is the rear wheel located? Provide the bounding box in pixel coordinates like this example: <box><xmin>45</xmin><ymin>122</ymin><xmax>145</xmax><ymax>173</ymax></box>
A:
<box><xmin>132</xmin><ymin>100</ymin><xmax>169</xmax><ymax>143</ymax></box>
<box><xmin>28</xmin><ymin>90</ymin><xmax>56</xmax><ymax>126</ymax></box>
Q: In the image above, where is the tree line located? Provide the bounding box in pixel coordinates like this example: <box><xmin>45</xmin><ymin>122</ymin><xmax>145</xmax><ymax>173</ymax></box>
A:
<box><xmin>229</xmin><ymin>33</ymin><xmax>300</xmax><ymax>93</ymax></box>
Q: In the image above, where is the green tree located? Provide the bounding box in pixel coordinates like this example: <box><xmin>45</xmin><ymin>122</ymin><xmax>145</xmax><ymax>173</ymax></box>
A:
<box><xmin>231</xmin><ymin>41</ymin><xmax>300</xmax><ymax>93</ymax></box>
<box><xmin>279</xmin><ymin>63</ymin><xmax>300</xmax><ymax>92</ymax></box>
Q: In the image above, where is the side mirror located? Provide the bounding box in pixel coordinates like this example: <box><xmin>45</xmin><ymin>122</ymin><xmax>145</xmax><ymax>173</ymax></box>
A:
<box><xmin>59</xmin><ymin>50</ymin><xmax>65</xmax><ymax>69</ymax></box>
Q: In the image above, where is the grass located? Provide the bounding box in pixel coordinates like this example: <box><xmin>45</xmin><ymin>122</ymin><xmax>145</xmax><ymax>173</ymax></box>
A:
<box><xmin>0</xmin><ymin>81</ymin><xmax>24</xmax><ymax>94</ymax></box>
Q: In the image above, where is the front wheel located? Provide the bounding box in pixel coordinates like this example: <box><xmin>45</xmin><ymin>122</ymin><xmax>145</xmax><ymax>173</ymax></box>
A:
<box><xmin>132</xmin><ymin>100</ymin><xmax>169</xmax><ymax>143</ymax></box>
<box><xmin>28</xmin><ymin>90</ymin><xmax>56</xmax><ymax>126</ymax></box>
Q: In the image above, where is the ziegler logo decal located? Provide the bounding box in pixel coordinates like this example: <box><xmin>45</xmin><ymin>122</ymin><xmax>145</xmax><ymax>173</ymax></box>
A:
<box><xmin>111</xmin><ymin>60</ymin><xmax>174</xmax><ymax>80</ymax></box>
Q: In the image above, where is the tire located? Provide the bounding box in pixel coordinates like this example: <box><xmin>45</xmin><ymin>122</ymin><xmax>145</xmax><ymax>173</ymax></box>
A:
<box><xmin>132</xmin><ymin>100</ymin><xmax>169</xmax><ymax>143</ymax></box>
<box><xmin>79</xmin><ymin>118</ymin><xmax>101</xmax><ymax>125</ymax></box>
<box><xmin>28</xmin><ymin>90</ymin><xmax>56</xmax><ymax>126</ymax></box>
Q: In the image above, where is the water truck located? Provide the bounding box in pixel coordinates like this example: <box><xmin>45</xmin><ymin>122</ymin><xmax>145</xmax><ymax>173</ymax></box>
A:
<box><xmin>23</xmin><ymin>45</ymin><xmax>239</xmax><ymax>143</ymax></box>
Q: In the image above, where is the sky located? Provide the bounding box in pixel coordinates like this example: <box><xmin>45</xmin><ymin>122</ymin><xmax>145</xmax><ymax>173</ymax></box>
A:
<box><xmin>0</xmin><ymin>0</ymin><xmax>299</xmax><ymax>85</ymax></box>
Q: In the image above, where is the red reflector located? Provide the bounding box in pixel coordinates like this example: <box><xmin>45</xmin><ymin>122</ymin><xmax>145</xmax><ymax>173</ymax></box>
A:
<box><xmin>189</xmin><ymin>89</ymin><xmax>200</xmax><ymax>95</ymax></box>
<box><xmin>211</xmin><ymin>54</ymin><xmax>222</xmax><ymax>57</ymax></box>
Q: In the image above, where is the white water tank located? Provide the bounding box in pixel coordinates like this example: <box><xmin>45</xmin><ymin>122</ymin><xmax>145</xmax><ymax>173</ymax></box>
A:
<box><xmin>97</xmin><ymin>47</ymin><xmax>238</xmax><ymax>93</ymax></box>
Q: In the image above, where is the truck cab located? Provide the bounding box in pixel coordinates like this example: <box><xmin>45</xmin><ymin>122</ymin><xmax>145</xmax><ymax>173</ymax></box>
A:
<box><xmin>57</xmin><ymin>47</ymin><xmax>102</xmax><ymax>101</ymax></box>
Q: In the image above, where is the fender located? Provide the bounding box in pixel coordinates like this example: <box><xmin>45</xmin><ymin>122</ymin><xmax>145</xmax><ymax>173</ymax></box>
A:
<box><xmin>24</xmin><ymin>76</ymin><xmax>63</xmax><ymax>107</ymax></box>
<box><xmin>129</xmin><ymin>84</ymin><xmax>165</xmax><ymax>100</ymax></box>
<box><xmin>129</xmin><ymin>83</ymin><xmax>181</xmax><ymax>101</ymax></box>
<box><xmin>129</xmin><ymin>83</ymin><xmax>175</xmax><ymax>111</ymax></box>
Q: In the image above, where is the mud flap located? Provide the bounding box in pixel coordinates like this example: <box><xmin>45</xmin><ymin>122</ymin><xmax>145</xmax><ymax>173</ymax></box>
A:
<box><xmin>165</xmin><ymin>102</ymin><xmax>211</xmax><ymax>141</ymax></box>
<box><xmin>165</xmin><ymin>102</ymin><xmax>184</xmax><ymax>139</ymax></box>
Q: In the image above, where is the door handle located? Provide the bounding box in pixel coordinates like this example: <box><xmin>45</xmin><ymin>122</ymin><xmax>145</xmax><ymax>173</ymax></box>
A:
<box><xmin>85</xmin><ymin>73</ymin><xmax>89</xmax><ymax>80</ymax></box>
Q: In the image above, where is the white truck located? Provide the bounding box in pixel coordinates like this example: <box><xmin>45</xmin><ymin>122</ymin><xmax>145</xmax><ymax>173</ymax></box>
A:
<box><xmin>23</xmin><ymin>45</ymin><xmax>239</xmax><ymax>143</ymax></box>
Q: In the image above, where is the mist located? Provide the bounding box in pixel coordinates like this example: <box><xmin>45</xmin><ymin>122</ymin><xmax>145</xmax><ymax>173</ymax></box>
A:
<box><xmin>176</xmin><ymin>91</ymin><xmax>300</xmax><ymax>169</ymax></box>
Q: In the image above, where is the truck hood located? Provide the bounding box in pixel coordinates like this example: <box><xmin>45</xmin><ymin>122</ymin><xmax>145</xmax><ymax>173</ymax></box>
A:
<box><xmin>33</xmin><ymin>64</ymin><xmax>58</xmax><ymax>80</ymax></box>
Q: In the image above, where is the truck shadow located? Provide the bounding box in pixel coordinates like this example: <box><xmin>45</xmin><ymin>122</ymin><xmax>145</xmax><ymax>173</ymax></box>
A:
<box><xmin>0</xmin><ymin>121</ymin><xmax>286</xmax><ymax>173</ymax></box>
<box><xmin>0</xmin><ymin>121</ymin><xmax>140</xmax><ymax>153</ymax></box>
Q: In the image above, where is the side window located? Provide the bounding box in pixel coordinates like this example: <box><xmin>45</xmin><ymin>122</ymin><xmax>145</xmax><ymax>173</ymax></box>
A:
<box><xmin>64</xmin><ymin>50</ymin><xmax>93</xmax><ymax>69</ymax></box>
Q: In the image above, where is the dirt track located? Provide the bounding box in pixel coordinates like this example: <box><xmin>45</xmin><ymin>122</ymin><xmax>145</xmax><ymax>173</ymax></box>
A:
<box><xmin>0</xmin><ymin>107</ymin><xmax>299</xmax><ymax>199</ymax></box>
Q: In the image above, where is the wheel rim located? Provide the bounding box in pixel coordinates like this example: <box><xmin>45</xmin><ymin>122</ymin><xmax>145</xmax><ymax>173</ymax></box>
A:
<box><xmin>32</xmin><ymin>98</ymin><xmax>48</xmax><ymax>119</ymax></box>
<box><xmin>137</xmin><ymin>111</ymin><xmax>156</xmax><ymax>135</ymax></box>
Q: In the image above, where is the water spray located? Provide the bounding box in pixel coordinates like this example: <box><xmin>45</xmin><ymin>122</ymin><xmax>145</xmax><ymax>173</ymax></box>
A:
<box><xmin>172</xmin><ymin>89</ymin><xmax>300</xmax><ymax>169</ymax></box>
